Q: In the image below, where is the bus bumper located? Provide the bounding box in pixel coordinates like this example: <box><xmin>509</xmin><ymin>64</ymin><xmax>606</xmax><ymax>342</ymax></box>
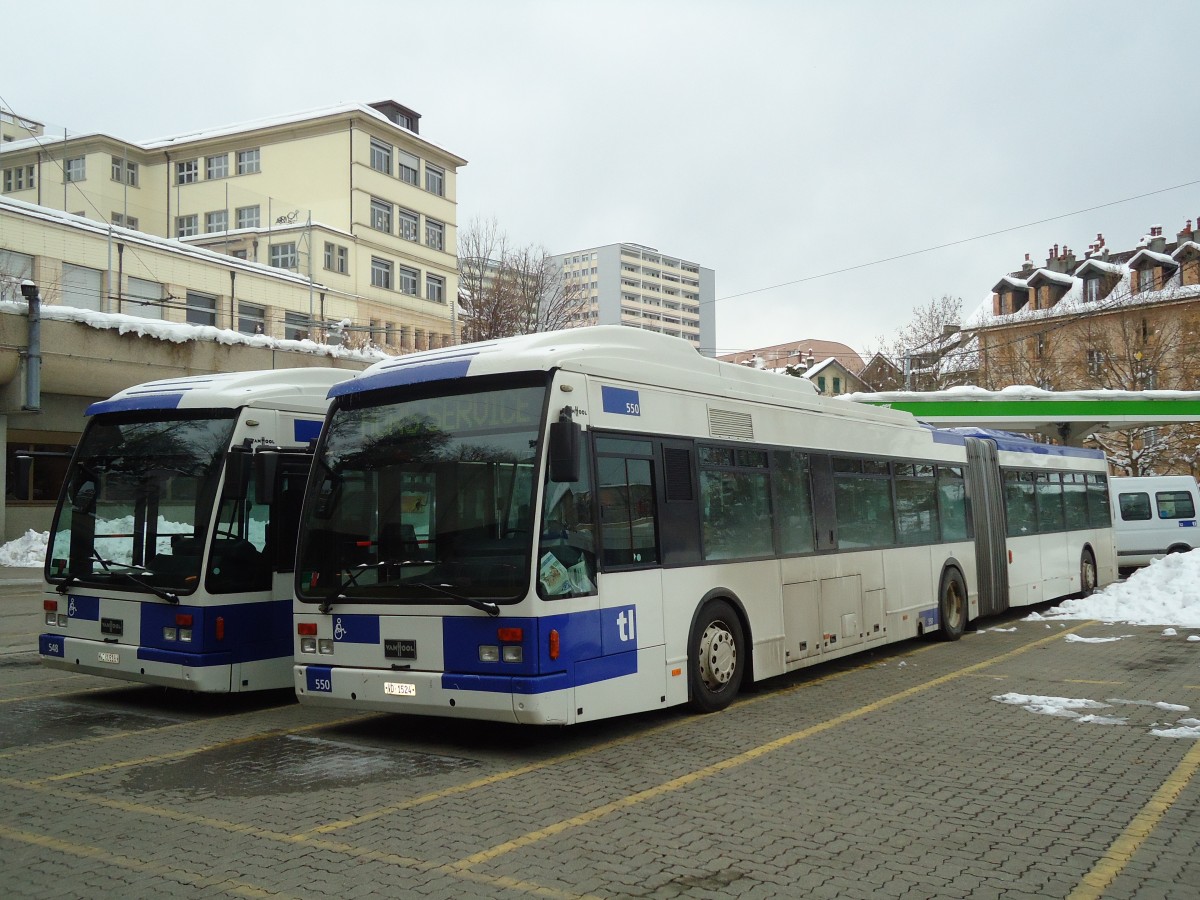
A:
<box><xmin>39</xmin><ymin>634</ymin><xmax>235</xmax><ymax>693</ymax></box>
<box><xmin>294</xmin><ymin>664</ymin><xmax>573</xmax><ymax>725</ymax></box>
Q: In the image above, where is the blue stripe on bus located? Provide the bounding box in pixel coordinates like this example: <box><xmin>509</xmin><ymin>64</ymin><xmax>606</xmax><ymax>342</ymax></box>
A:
<box><xmin>137</xmin><ymin>647</ymin><xmax>233</xmax><ymax>668</ymax></box>
<box><xmin>328</xmin><ymin>357</ymin><xmax>475</xmax><ymax>398</ymax></box>
<box><xmin>139</xmin><ymin>598</ymin><xmax>292</xmax><ymax>664</ymax></box>
<box><xmin>932</xmin><ymin>427</ymin><xmax>1106</xmax><ymax>459</ymax></box>
<box><xmin>86</xmin><ymin>393</ymin><xmax>186</xmax><ymax>415</ymax></box>
<box><xmin>39</xmin><ymin>634</ymin><xmax>65</xmax><ymax>657</ymax></box>
<box><xmin>294</xmin><ymin>419</ymin><xmax>322</xmax><ymax>443</ymax></box>
<box><xmin>330</xmin><ymin>613</ymin><xmax>381</xmax><ymax>644</ymax></box>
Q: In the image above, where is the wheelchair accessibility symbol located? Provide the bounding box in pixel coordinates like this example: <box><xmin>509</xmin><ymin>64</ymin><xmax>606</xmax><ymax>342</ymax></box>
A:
<box><xmin>334</xmin><ymin>617</ymin><xmax>347</xmax><ymax>641</ymax></box>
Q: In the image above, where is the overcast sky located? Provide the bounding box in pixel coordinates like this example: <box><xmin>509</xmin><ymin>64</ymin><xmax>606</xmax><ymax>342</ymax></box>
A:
<box><xmin>5</xmin><ymin>1</ymin><xmax>1197</xmax><ymax>356</ymax></box>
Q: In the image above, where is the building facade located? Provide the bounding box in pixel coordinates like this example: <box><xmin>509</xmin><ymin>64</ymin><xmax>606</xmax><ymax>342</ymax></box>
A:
<box><xmin>547</xmin><ymin>242</ymin><xmax>714</xmax><ymax>354</ymax></box>
<box><xmin>0</xmin><ymin>101</ymin><xmax>465</xmax><ymax>351</ymax></box>
<box><xmin>968</xmin><ymin>219</ymin><xmax>1200</xmax><ymax>474</ymax></box>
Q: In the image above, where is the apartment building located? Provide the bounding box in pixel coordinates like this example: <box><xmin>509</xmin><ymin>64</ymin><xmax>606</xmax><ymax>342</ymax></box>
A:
<box><xmin>547</xmin><ymin>242</ymin><xmax>715</xmax><ymax>354</ymax></box>
<box><xmin>0</xmin><ymin>101</ymin><xmax>465</xmax><ymax>351</ymax></box>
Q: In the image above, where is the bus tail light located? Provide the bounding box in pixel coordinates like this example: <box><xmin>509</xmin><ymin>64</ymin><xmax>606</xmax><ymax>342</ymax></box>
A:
<box><xmin>549</xmin><ymin>629</ymin><xmax>560</xmax><ymax>660</ymax></box>
<box><xmin>175</xmin><ymin>613</ymin><xmax>193</xmax><ymax>642</ymax></box>
<box><xmin>497</xmin><ymin>627</ymin><xmax>523</xmax><ymax>642</ymax></box>
<box><xmin>297</xmin><ymin>622</ymin><xmax>317</xmax><ymax>636</ymax></box>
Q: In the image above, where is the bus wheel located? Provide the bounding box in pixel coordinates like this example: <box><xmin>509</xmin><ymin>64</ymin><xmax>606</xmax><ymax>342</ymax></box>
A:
<box><xmin>688</xmin><ymin>599</ymin><xmax>745</xmax><ymax>713</ymax></box>
<box><xmin>937</xmin><ymin>569</ymin><xmax>966</xmax><ymax>641</ymax></box>
<box><xmin>1080</xmin><ymin>549</ymin><xmax>1097</xmax><ymax>597</ymax></box>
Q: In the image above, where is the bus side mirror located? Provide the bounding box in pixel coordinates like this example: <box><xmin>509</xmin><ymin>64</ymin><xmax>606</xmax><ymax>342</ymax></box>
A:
<box><xmin>222</xmin><ymin>451</ymin><xmax>250</xmax><ymax>500</ymax></box>
<box><xmin>254</xmin><ymin>451</ymin><xmax>279</xmax><ymax>505</ymax></box>
<box><xmin>548</xmin><ymin>418</ymin><xmax>581</xmax><ymax>483</ymax></box>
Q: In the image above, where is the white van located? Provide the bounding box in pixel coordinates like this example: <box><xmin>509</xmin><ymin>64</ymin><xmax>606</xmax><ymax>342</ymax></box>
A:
<box><xmin>1110</xmin><ymin>475</ymin><xmax>1200</xmax><ymax>572</ymax></box>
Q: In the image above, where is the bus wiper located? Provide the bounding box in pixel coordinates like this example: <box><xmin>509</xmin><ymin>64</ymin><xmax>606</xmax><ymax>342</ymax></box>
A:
<box><xmin>412</xmin><ymin>582</ymin><xmax>500</xmax><ymax>617</ymax></box>
<box><xmin>92</xmin><ymin>556</ymin><xmax>180</xmax><ymax>604</ymax></box>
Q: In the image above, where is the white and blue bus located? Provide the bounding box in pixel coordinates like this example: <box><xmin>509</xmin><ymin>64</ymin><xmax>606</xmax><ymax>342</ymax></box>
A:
<box><xmin>292</xmin><ymin>327</ymin><xmax>1115</xmax><ymax>724</ymax></box>
<box><xmin>41</xmin><ymin>368</ymin><xmax>349</xmax><ymax>692</ymax></box>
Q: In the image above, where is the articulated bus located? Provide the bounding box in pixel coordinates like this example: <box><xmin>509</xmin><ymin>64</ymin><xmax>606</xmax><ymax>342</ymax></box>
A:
<box><xmin>40</xmin><ymin>368</ymin><xmax>349</xmax><ymax>692</ymax></box>
<box><xmin>292</xmin><ymin>327</ymin><xmax>1115</xmax><ymax>724</ymax></box>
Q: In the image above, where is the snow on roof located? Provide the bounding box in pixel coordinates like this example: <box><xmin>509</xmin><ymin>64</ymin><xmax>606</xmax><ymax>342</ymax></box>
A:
<box><xmin>798</xmin><ymin>356</ymin><xmax>841</xmax><ymax>378</ymax></box>
<box><xmin>1074</xmin><ymin>258</ymin><xmax>1127</xmax><ymax>276</ymax></box>
<box><xmin>0</xmin><ymin>296</ymin><xmax>387</xmax><ymax>363</ymax></box>
<box><xmin>991</xmin><ymin>274</ymin><xmax>1029</xmax><ymax>291</ymax></box>
<box><xmin>1026</xmin><ymin>267</ymin><xmax>1076</xmax><ymax>286</ymax></box>
<box><xmin>1172</xmin><ymin>241</ymin><xmax>1200</xmax><ymax>259</ymax></box>
<box><xmin>1128</xmin><ymin>248</ymin><xmax>1178</xmax><ymax>269</ymax></box>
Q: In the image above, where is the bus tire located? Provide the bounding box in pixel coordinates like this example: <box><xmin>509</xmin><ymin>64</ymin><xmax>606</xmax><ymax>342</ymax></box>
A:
<box><xmin>687</xmin><ymin>599</ymin><xmax>745</xmax><ymax>713</ymax></box>
<box><xmin>1079</xmin><ymin>548</ymin><xmax>1097</xmax><ymax>597</ymax></box>
<box><xmin>937</xmin><ymin>568</ymin><xmax>966</xmax><ymax>641</ymax></box>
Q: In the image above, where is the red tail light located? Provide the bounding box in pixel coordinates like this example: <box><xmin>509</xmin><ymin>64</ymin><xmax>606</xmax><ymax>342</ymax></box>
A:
<box><xmin>497</xmin><ymin>627</ymin><xmax>523</xmax><ymax>642</ymax></box>
<box><xmin>297</xmin><ymin>622</ymin><xmax>318</xmax><ymax>636</ymax></box>
<box><xmin>44</xmin><ymin>600</ymin><xmax>58</xmax><ymax>611</ymax></box>
<box><xmin>175</xmin><ymin>613</ymin><xmax>193</xmax><ymax>627</ymax></box>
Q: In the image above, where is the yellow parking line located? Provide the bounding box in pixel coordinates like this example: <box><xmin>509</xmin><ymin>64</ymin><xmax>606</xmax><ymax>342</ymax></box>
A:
<box><xmin>0</xmin><ymin>823</ymin><xmax>296</xmax><ymax>899</ymax></box>
<box><xmin>0</xmin><ymin>685</ymin><xmax>113</xmax><ymax>704</ymax></box>
<box><xmin>1068</xmin><ymin>739</ymin><xmax>1200</xmax><ymax>900</ymax></box>
<box><xmin>452</xmin><ymin>621</ymin><xmax>1093</xmax><ymax>872</ymax></box>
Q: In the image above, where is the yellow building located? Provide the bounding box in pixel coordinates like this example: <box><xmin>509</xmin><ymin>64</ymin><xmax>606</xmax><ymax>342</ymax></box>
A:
<box><xmin>0</xmin><ymin>101</ymin><xmax>465</xmax><ymax>351</ymax></box>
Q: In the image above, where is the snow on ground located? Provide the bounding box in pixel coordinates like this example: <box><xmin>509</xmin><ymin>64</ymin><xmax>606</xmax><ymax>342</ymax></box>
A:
<box><xmin>0</xmin><ymin>530</ymin><xmax>48</xmax><ymax>567</ymax></box>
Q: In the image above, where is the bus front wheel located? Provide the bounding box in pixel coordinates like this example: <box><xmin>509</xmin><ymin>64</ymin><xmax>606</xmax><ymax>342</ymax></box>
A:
<box><xmin>688</xmin><ymin>599</ymin><xmax>745</xmax><ymax>713</ymax></box>
<box><xmin>937</xmin><ymin>569</ymin><xmax>966</xmax><ymax>641</ymax></box>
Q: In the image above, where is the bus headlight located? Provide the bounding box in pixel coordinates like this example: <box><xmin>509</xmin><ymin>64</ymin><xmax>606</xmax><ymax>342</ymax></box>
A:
<box><xmin>300</xmin><ymin>637</ymin><xmax>317</xmax><ymax>654</ymax></box>
<box><xmin>318</xmin><ymin>639</ymin><xmax>335</xmax><ymax>655</ymax></box>
<box><xmin>178</xmin><ymin>628</ymin><xmax>192</xmax><ymax>642</ymax></box>
<box><xmin>163</xmin><ymin>627</ymin><xmax>177</xmax><ymax>641</ymax></box>
<box><xmin>502</xmin><ymin>646</ymin><xmax>523</xmax><ymax>663</ymax></box>
<box><xmin>479</xmin><ymin>645</ymin><xmax>499</xmax><ymax>662</ymax></box>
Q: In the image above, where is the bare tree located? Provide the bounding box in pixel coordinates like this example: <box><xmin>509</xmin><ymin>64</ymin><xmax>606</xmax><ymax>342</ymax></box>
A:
<box><xmin>457</xmin><ymin>218</ymin><xmax>586</xmax><ymax>343</ymax></box>
<box><xmin>869</xmin><ymin>295</ymin><xmax>967</xmax><ymax>390</ymax></box>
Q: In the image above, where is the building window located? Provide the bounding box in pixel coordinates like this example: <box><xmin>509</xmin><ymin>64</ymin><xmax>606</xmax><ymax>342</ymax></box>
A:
<box><xmin>1086</xmin><ymin>349</ymin><xmax>1104</xmax><ymax>376</ymax></box>
<box><xmin>7</xmin><ymin>441</ymin><xmax>73</xmax><ymax>504</ymax></box>
<box><xmin>176</xmin><ymin>214</ymin><xmax>198</xmax><ymax>238</ymax></box>
<box><xmin>817</xmin><ymin>376</ymin><xmax>826</xmax><ymax>392</ymax></box>
<box><xmin>205</xmin><ymin>210</ymin><xmax>228</xmax><ymax>233</ymax></box>
<box><xmin>370</xmin><ymin>138</ymin><xmax>391</xmax><ymax>175</ymax></box>
<box><xmin>324</xmin><ymin>242</ymin><xmax>348</xmax><ymax>274</ymax></box>
<box><xmin>236</xmin><ymin>205</ymin><xmax>260</xmax><ymax>229</ymax></box>
<box><xmin>398</xmin><ymin>150</ymin><xmax>419</xmax><ymax>185</ymax></box>
<box><xmin>398</xmin><ymin>265</ymin><xmax>418</xmax><ymax>295</ymax></box>
<box><xmin>398</xmin><ymin>209</ymin><xmax>418</xmax><ymax>241</ymax></box>
<box><xmin>185</xmin><ymin>291</ymin><xmax>218</xmax><ymax>326</ymax></box>
<box><xmin>65</xmin><ymin>156</ymin><xmax>86</xmax><ymax>182</ymax></box>
<box><xmin>206</xmin><ymin>154</ymin><xmax>229</xmax><ymax>179</ymax></box>
<box><xmin>370</xmin><ymin>197</ymin><xmax>392</xmax><ymax>233</ymax></box>
<box><xmin>1083</xmin><ymin>278</ymin><xmax>1100</xmax><ymax>303</ymax></box>
<box><xmin>1138</xmin><ymin>267</ymin><xmax>1155</xmax><ymax>293</ymax></box>
<box><xmin>284</xmin><ymin>311</ymin><xmax>310</xmax><ymax>341</ymax></box>
<box><xmin>833</xmin><ymin>376</ymin><xmax>842</xmax><ymax>393</ymax></box>
<box><xmin>426</xmin><ymin>273</ymin><xmax>445</xmax><ymax>302</ymax></box>
<box><xmin>425</xmin><ymin>163</ymin><xmax>444</xmax><ymax>196</ymax></box>
<box><xmin>371</xmin><ymin>257</ymin><xmax>393</xmax><ymax>289</ymax></box>
<box><xmin>238</xmin><ymin>302</ymin><xmax>266</xmax><ymax>334</ymax></box>
<box><xmin>425</xmin><ymin>219</ymin><xmax>444</xmax><ymax>251</ymax></box>
<box><xmin>111</xmin><ymin>212</ymin><xmax>139</xmax><ymax>230</ymax></box>
<box><xmin>176</xmin><ymin>159</ymin><xmax>198</xmax><ymax>184</ymax></box>
<box><xmin>237</xmin><ymin>148</ymin><xmax>260</xmax><ymax>175</ymax></box>
<box><xmin>270</xmin><ymin>242</ymin><xmax>297</xmax><ymax>269</ymax></box>
<box><xmin>3</xmin><ymin>165</ymin><xmax>35</xmax><ymax>192</ymax></box>
<box><xmin>110</xmin><ymin>157</ymin><xmax>137</xmax><ymax>186</ymax></box>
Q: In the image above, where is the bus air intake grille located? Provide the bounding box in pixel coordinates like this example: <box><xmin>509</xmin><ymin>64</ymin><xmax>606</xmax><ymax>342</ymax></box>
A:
<box><xmin>708</xmin><ymin>408</ymin><xmax>754</xmax><ymax>441</ymax></box>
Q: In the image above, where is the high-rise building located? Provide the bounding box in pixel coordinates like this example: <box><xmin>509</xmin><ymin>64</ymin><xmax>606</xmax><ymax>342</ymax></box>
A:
<box><xmin>547</xmin><ymin>242</ymin><xmax>714</xmax><ymax>354</ymax></box>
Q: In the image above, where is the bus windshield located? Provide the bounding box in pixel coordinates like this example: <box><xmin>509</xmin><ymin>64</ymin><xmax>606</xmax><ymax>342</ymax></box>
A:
<box><xmin>46</xmin><ymin>411</ymin><xmax>238</xmax><ymax>594</ymax></box>
<box><xmin>296</xmin><ymin>381</ymin><xmax>546</xmax><ymax>605</ymax></box>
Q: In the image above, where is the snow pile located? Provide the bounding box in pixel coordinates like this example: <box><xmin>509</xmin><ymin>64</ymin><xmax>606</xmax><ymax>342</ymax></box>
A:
<box><xmin>1033</xmin><ymin>551</ymin><xmax>1200</xmax><ymax>627</ymax></box>
<box><xmin>0</xmin><ymin>529</ymin><xmax>48</xmax><ymax>567</ymax></box>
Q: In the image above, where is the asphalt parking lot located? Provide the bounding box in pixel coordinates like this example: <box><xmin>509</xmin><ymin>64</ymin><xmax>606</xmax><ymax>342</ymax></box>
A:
<box><xmin>3</xmin><ymin>570</ymin><xmax>1200</xmax><ymax>899</ymax></box>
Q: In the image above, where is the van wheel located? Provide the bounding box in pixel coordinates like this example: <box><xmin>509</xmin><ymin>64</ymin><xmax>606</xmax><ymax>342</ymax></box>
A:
<box><xmin>687</xmin><ymin>600</ymin><xmax>745</xmax><ymax>713</ymax></box>
<box><xmin>937</xmin><ymin>569</ymin><xmax>966</xmax><ymax>641</ymax></box>
<box><xmin>1080</xmin><ymin>549</ymin><xmax>1097</xmax><ymax>597</ymax></box>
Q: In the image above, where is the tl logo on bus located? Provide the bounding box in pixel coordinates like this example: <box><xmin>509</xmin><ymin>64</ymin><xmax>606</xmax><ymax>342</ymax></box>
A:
<box><xmin>616</xmin><ymin>607</ymin><xmax>636</xmax><ymax>643</ymax></box>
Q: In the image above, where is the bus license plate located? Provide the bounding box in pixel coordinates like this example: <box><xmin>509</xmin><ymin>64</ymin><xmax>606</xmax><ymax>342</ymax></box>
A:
<box><xmin>384</xmin><ymin>682</ymin><xmax>416</xmax><ymax>697</ymax></box>
<box><xmin>98</xmin><ymin>651</ymin><xmax>120</xmax><ymax>665</ymax></box>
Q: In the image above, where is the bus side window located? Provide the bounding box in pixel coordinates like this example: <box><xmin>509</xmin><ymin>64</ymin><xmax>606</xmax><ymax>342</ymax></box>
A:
<box><xmin>597</xmin><ymin>455</ymin><xmax>659</xmax><ymax>569</ymax></box>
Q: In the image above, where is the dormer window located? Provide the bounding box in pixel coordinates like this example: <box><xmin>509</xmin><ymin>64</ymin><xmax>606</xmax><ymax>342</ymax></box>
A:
<box><xmin>1083</xmin><ymin>278</ymin><xmax>1100</xmax><ymax>303</ymax></box>
<box><xmin>1138</xmin><ymin>267</ymin><xmax>1155</xmax><ymax>292</ymax></box>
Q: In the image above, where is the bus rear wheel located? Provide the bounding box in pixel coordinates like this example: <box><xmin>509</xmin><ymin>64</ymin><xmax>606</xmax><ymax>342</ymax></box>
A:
<box><xmin>688</xmin><ymin>599</ymin><xmax>745</xmax><ymax>713</ymax></box>
<box><xmin>1080</xmin><ymin>549</ymin><xmax>1097</xmax><ymax>597</ymax></box>
<box><xmin>937</xmin><ymin>569</ymin><xmax>966</xmax><ymax>641</ymax></box>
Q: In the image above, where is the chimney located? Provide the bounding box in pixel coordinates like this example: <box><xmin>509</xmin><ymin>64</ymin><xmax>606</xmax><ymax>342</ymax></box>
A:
<box><xmin>1149</xmin><ymin>225</ymin><xmax>1167</xmax><ymax>253</ymax></box>
<box><xmin>1063</xmin><ymin>245</ymin><xmax>1076</xmax><ymax>270</ymax></box>
<box><xmin>806</xmin><ymin>349</ymin><xmax>815</xmax><ymax>368</ymax></box>
<box><xmin>1021</xmin><ymin>252</ymin><xmax>1034</xmax><ymax>273</ymax></box>
<box><xmin>1180</xmin><ymin>220</ymin><xmax>1195</xmax><ymax>244</ymax></box>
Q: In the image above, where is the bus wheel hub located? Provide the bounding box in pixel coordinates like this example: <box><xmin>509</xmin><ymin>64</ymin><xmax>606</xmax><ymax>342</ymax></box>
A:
<box><xmin>699</xmin><ymin>621</ymin><xmax>736</xmax><ymax>689</ymax></box>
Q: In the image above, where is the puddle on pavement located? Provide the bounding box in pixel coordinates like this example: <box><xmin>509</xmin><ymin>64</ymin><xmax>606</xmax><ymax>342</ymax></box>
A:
<box><xmin>120</xmin><ymin>732</ymin><xmax>481</xmax><ymax>797</ymax></box>
<box><xmin>0</xmin><ymin>699</ymin><xmax>179</xmax><ymax>750</ymax></box>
